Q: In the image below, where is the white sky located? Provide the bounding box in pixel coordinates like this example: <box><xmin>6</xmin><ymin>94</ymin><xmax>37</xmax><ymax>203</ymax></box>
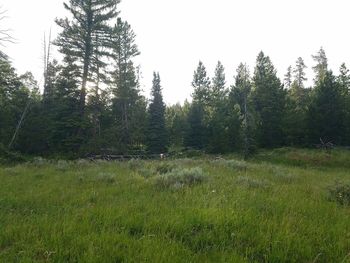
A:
<box><xmin>2</xmin><ymin>0</ymin><xmax>350</xmax><ymax>104</ymax></box>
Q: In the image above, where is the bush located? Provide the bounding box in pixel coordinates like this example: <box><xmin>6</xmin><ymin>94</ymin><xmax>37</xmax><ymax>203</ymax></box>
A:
<box><xmin>76</xmin><ymin>159</ymin><xmax>92</xmax><ymax>167</ymax></box>
<box><xmin>95</xmin><ymin>172</ymin><xmax>116</xmax><ymax>184</ymax></box>
<box><xmin>127</xmin><ymin>159</ymin><xmax>144</xmax><ymax>170</ymax></box>
<box><xmin>155</xmin><ymin>162</ymin><xmax>176</xmax><ymax>174</ymax></box>
<box><xmin>31</xmin><ymin>157</ymin><xmax>49</xmax><ymax>167</ymax></box>
<box><xmin>155</xmin><ymin>167</ymin><xmax>206</xmax><ymax>189</ymax></box>
<box><xmin>328</xmin><ymin>181</ymin><xmax>350</xmax><ymax>206</ymax></box>
<box><xmin>55</xmin><ymin>160</ymin><xmax>71</xmax><ymax>172</ymax></box>
<box><xmin>0</xmin><ymin>144</ymin><xmax>27</xmax><ymax>164</ymax></box>
<box><xmin>137</xmin><ymin>167</ymin><xmax>154</xmax><ymax>179</ymax></box>
<box><xmin>236</xmin><ymin>176</ymin><xmax>271</xmax><ymax>189</ymax></box>
<box><xmin>271</xmin><ymin>167</ymin><xmax>297</xmax><ymax>183</ymax></box>
<box><xmin>213</xmin><ymin>159</ymin><xmax>249</xmax><ymax>171</ymax></box>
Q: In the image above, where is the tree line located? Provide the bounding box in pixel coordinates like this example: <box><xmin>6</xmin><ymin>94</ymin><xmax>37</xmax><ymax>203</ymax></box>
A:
<box><xmin>1</xmin><ymin>0</ymin><xmax>349</xmax><ymax>158</ymax></box>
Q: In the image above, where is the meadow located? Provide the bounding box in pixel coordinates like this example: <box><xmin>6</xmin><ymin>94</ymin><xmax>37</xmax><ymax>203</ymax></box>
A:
<box><xmin>0</xmin><ymin>148</ymin><xmax>350</xmax><ymax>262</ymax></box>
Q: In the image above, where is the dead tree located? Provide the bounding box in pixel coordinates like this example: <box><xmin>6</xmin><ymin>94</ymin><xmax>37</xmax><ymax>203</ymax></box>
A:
<box><xmin>316</xmin><ymin>138</ymin><xmax>334</xmax><ymax>153</ymax></box>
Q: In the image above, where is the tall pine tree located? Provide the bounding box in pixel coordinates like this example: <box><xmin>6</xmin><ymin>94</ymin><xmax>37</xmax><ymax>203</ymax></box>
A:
<box><xmin>252</xmin><ymin>51</ymin><xmax>286</xmax><ymax>148</ymax></box>
<box><xmin>55</xmin><ymin>0</ymin><xmax>119</xmax><ymax>114</ymax></box>
<box><xmin>147</xmin><ymin>72</ymin><xmax>167</xmax><ymax>153</ymax></box>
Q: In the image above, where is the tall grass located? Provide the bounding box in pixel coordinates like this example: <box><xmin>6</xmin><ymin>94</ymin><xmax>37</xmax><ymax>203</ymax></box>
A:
<box><xmin>0</xmin><ymin>148</ymin><xmax>350</xmax><ymax>262</ymax></box>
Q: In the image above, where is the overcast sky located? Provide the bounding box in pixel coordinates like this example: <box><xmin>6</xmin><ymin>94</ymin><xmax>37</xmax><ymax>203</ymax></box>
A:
<box><xmin>2</xmin><ymin>0</ymin><xmax>350</xmax><ymax>104</ymax></box>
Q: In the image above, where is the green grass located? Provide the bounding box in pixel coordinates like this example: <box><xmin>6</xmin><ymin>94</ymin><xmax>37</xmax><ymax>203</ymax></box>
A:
<box><xmin>1</xmin><ymin>149</ymin><xmax>350</xmax><ymax>262</ymax></box>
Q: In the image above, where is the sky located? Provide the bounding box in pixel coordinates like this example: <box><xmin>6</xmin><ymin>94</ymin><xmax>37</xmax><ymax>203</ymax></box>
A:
<box><xmin>1</xmin><ymin>0</ymin><xmax>350</xmax><ymax>104</ymax></box>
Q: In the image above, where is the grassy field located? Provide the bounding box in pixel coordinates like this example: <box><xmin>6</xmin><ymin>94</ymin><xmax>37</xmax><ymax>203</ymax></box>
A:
<box><xmin>1</xmin><ymin>148</ymin><xmax>350</xmax><ymax>262</ymax></box>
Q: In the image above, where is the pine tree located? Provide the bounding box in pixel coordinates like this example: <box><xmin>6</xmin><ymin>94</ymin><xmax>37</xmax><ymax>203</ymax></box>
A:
<box><xmin>166</xmin><ymin>103</ymin><xmax>188</xmax><ymax>149</ymax></box>
<box><xmin>252</xmin><ymin>51</ymin><xmax>286</xmax><ymax>148</ymax></box>
<box><xmin>284</xmin><ymin>66</ymin><xmax>292</xmax><ymax>89</ymax></box>
<box><xmin>48</xmin><ymin>56</ymin><xmax>83</xmax><ymax>153</ymax></box>
<box><xmin>211</xmin><ymin>61</ymin><xmax>227</xmax><ymax>103</ymax></box>
<box><xmin>293</xmin><ymin>57</ymin><xmax>307</xmax><ymax>89</ymax></box>
<box><xmin>0</xmin><ymin>57</ymin><xmax>30</xmax><ymax>148</ymax></box>
<box><xmin>338</xmin><ymin>63</ymin><xmax>350</xmax><ymax>144</ymax></box>
<box><xmin>147</xmin><ymin>72</ymin><xmax>167</xmax><ymax>153</ymax></box>
<box><xmin>55</xmin><ymin>0</ymin><xmax>119</xmax><ymax>114</ymax></box>
<box><xmin>110</xmin><ymin>18</ymin><xmax>141</xmax><ymax>152</ymax></box>
<box><xmin>231</xmin><ymin>63</ymin><xmax>255</xmax><ymax>157</ymax></box>
<box><xmin>284</xmin><ymin>57</ymin><xmax>310</xmax><ymax>145</ymax></box>
<box><xmin>192</xmin><ymin>61</ymin><xmax>211</xmax><ymax>105</ymax></box>
<box><xmin>207</xmin><ymin>61</ymin><xmax>230</xmax><ymax>153</ymax></box>
<box><xmin>185</xmin><ymin>62</ymin><xmax>211</xmax><ymax>150</ymax></box>
<box><xmin>312</xmin><ymin>47</ymin><xmax>328</xmax><ymax>83</ymax></box>
<box><xmin>308</xmin><ymin>70</ymin><xmax>344</xmax><ymax>144</ymax></box>
<box><xmin>185</xmin><ymin>102</ymin><xmax>205</xmax><ymax>150</ymax></box>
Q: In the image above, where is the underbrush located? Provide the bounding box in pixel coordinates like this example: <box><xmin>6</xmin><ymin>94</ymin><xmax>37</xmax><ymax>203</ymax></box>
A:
<box><xmin>328</xmin><ymin>181</ymin><xmax>350</xmax><ymax>206</ymax></box>
<box><xmin>254</xmin><ymin>147</ymin><xmax>350</xmax><ymax>168</ymax></box>
<box><xmin>155</xmin><ymin>167</ymin><xmax>207</xmax><ymax>190</ymax></box>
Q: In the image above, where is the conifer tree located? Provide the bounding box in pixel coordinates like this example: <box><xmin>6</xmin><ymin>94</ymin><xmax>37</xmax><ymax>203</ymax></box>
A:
<box><xmin>308</xmin><ymin>70</ymin><xmax>344</xmax><ymax>144</ymax></box>
<box><xmin>284</xmin><ymin>66</ymin><xmax>292</xmax><ymax>89</ymax></box>
<box><xmin>284</xmin><ymin>57</ymin><xmax>310</xmax><ymax>145</ymax></box>
<box><xmin>55</xmin><ymin>0</ymin><xmax>119</xmax><ymax>114</ymax></box>
<box><xmin>110</xmin><ymin>18</ymin><xmax>142</xmax><ymax>151</ymax></box>
<box><xmin>192</xmin><ymin>61</ymin><xmax>211</xmax><ymax>105</ymax></box>
<box><xmin>211</xmin><ymin>61</ymin><xmax>227</xmax><ymax>103</ymax></box>
<box><xmin>185</xmin><ymin>62</ymin><xmax>211</xmax><ymax>150</ymax></box>
<box><xmin>207</xmin><ymin>61</ymin><xmax>230</xmax><ymax>153</ymax></box>
<box><xmin>312</xmin><ymin>47</ymin><xmax>328</xmax><ymax>83</ymax></box>
<box><xmin>252</xmin><ymin>51</ymin><xmax>286</xmax><ymax>147</ymax></box>
<box><xmin>338</xmin><ymin>63</ymin><xmax>350</xmax><ymax>144</ymax></box>
<box><xmin>231</xmin><ymin>63</ymin><xmax>255</xmax><ymax>157</ymax></box>
<box><xmin>147</xmin><ymin>72</ymin><xmax>167</xmax><ymax>153</ymax></box>
<box><xmin>293</xmin><ymin>57</ymin><xmax>307</xmax><ymax>88</ymax></box>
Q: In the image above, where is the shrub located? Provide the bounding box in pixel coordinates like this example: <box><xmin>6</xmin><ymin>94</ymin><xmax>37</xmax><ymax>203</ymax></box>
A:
<box><xmin>76</xmin><ymin>159</ymin><xmax>92</xmax><ymax>167</ymax></box>
<box><xmin>127</xmin><ymin>159</ymin><xmax>144</xmax><ymax>170</ymax></box>
<box><xmin>3</xmin><ymin>167</ymin><xmax>20</xmax><ymax>176</ymax></box>
<box><xmin>31</xmin><ymin>157</ymin><xmax>49</xmax><ymax>167</ymax></box>
<box><xmin>213</xmin><ymin>159</ymin><xmax>249</xmax><ymax>171</ymax></box>
<box><xmin>328</xmin><ymin>181</ymin><xmax>350</xmax><ymax>206</ymax></box>
<box><xmin>55</xmin><ymin>160</ymin><xmax>70</xmax><ymax>172</ymax></box>
<box><xmin>0</xmin><ymin>144</ymin><xmax>27</xmax><ymax>164</ymax></box>
<box><xmin>96</xmin><ymin>172</ymin><xmax>116</xmax><ymax>184</ymax></box>
<box><xmin>137</xmin><ymin>168</ymin><xmax>154</xmax><ymax>179</ymax></box>
<box><xmin>155</xmin><ymin>167</ymin><xmax>206</xmax><ymax>189</ymax></box>
<box><xmin>155</xmin><ymin>162</ymin><xmax>175</xmax><ymax>174</ymax></box>
<box><xmin>271</xmin><ymin>167</ymin><xmax>297</xmax><ymax>183</ymax></box>
<box><xmin>236</xmin><ymin>176</ymin><xmax>271</xmax><ymax>189</ymax></box>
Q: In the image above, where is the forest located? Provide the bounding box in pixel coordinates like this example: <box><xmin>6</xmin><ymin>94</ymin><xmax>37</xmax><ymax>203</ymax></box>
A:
<box><xmin>2</xmin><ymin>1</ymin><xmax>350</xmax><ymax>262</ymax></box>
<box><xmin>0</xmin><ymin>0</ymin><xmax>350</xmax><ymax>161</ymax></box>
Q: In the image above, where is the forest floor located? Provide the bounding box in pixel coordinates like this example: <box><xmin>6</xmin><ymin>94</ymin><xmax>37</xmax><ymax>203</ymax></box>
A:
<box><xmin>0</xmin><ymin>148</ymin><xmax>350</xmax><ymax>262</ymax></box>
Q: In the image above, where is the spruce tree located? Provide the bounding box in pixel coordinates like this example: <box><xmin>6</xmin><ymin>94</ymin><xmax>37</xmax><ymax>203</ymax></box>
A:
<box><xmin>231</xmin><ymin>63</ymin><xmax>255</xmax><ymax>157</ymax></box>
<box><xmin>185</xmin><ymin>62</ymin><xmax>210</xmax><ymax>150</ymax></box>
<box><xmin>192</xmin><ymin>61</ymin><xmax>211</xmax><ymax>105</ymax></box>
<box><xmin>284</xmin><ymin>66</ymin><xmax>292</xmax><ymax>89</ymax></box>
<box><xmin>207</xmin><ymin>61</ymin><xmax>230</xmax><ymax>153</ymax></box>
<box><xmin>185</xmin><ymin>102</ymin><xmax>205</xmax><ymax>150</ymax></box>
<box><xmin>252</xmin><ymin>51</ymin><xmax>286</xmax><ymax>148</ymax></box>
<box><xmin>147</xmin><ymin>72</ymin><xmax>167</xmax><ymax>153</ymax></box>
<box><xmin>109</xmin><ymin>18</ymin><xmax>141</xmax><ymax>152</ymax></box>
<box><xmin>338</xmin><ymin>63</ymin><xmax>350</xmax><ymax>144</ymax></box>
<box><xmin>284</xmin><ymin>57</ymin><xmax>309</xmax><ymax>145</ymax></box>
<box><xmin>308</xmin><ymin>70</ymin><xmax>344</xmax><ymax>144</ymax></box>
<box><xmin>166</xmin><ymin>103</ymin><xmax>188</xmax><ymax>149</ymax></box>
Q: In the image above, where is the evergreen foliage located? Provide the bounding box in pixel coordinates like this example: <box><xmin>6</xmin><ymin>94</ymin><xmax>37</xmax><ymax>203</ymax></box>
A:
<box><xmin>147</xmin><ymin>72</ymin><xmax>167</xmax><ymax>153</ymax></box>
